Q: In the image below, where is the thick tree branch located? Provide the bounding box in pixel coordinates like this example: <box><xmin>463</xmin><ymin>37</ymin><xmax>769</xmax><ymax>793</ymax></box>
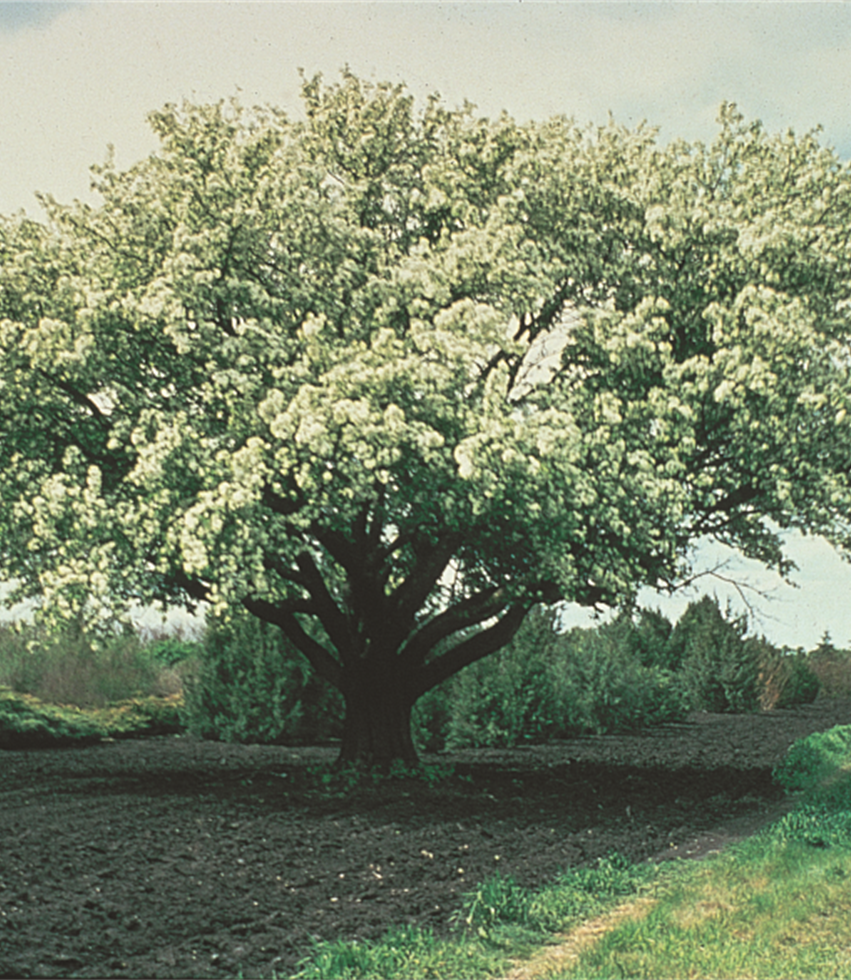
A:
<box><xmin>399</xmin><ymin>586</ymin><xmax>506</xmax><ymax>669</ymax></box>
<box><xmin>294</xmin><ymin>550</ymin><xmax>355</xmax><ymax>661</ymax></box>
<box><xmin>162</xmin><ymin>568</ymin><xmax>212</xmax><ymax>606</ymax></box>
<box><xmin>37</xmin><ymin>368</ymin><xmax>108</xmax><ymax>424</ymax></box>
<box><xmin>312</xmin><ymin>524</ymin><xmax>390</xmax><ymax>642</ymax></box>
<box><xmin>262</xmin><ymin>480</ymin><xmax>304</xmax><ymax>517</ymax></box>
<box><xmin>243</xmin><ymin>596</ymin><xmax>344</xmax><ymax>690</ymax></box>
<box><xmin>390</xmin><ymin>533</ymin><xmax>461</xmax><ymax>623</ymax></box>
<box><xmin>262</xmin><ymin>554</ymin><xmax>311</xmax><ymax>589</ymax></box>
<box><xmin>410</xmin><ymin>602</ymin><xmax>531</xmax><ymax>698</ymax></box>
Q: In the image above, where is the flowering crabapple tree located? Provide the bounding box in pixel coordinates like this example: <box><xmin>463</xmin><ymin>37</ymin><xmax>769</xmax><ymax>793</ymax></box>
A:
<box><xmin>2</xmin><ymin>71</ymin><xmax>851</xmax><ymax>765</ymax></box>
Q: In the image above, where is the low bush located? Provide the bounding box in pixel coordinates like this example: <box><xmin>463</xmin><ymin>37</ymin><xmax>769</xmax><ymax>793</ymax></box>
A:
<box><xmin>0</xmin><ymin>686</ymin><xmax>106</xmax><ymax>748</ymax></box>
<box><xmin>0</xmin><ymin>687</ymin><xmax>182</xmax><ymax>748</ymax></box>
<box><xmin>773</xmin><ymin>724</ymin><xmax>851</xmax><ymax>792</ymax></box>
<box><xmin>97</xmin><ymin>694</ymin><xmax>185</xmax><ymax>737</ymax></box>
<box><xmin>431</xmin><ymin>594</ymin><xmax>788</xmax><ymax>752</ymax></box>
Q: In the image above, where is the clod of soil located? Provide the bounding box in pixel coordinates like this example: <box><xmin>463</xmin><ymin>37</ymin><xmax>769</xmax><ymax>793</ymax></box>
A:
<box><xmin>1</xmin><ymin>700</ymin><xmax>849</xmax><ymax>979</ymax></box>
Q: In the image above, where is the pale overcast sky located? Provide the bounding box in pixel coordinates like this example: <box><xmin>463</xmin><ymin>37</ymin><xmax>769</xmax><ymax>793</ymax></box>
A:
<box><xmin>2</xmin><ymin>0</ymin><xmax>851</xmax><ymax>647</ymax></box>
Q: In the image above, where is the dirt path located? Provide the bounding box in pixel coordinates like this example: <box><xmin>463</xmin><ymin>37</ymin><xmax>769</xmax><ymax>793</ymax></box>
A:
<box><xmin>1</xmin><ymin>700</ymin><xmax>848</xmax><ymax>979</ymax></box>
<box><xmin>502</xmin><ymin>897</ymin><xmax>656</xmax><ymax>980</ymax></box>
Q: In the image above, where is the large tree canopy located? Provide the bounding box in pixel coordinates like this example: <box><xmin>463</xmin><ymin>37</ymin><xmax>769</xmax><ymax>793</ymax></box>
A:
<box><xmin>2</xmin><ymin>72</ymin><xmax>851</xmax><ymax>763</ymax></box>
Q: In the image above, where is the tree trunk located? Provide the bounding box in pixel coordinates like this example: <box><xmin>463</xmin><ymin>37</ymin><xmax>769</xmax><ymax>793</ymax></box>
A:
<box><xmin>337</xmin><ymin>660</ymin><xmax>419</xmax><ymax>769</ymax></box>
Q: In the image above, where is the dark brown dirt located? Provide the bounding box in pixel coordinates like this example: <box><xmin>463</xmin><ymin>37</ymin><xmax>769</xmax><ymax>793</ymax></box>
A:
<box><xmin>2</xmin><ymin>700</ymin><xmax>850</xmax><ymax>980</ymax></box>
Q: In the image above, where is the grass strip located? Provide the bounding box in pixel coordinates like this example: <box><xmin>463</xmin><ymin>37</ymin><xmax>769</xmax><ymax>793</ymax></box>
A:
<box><xmin>556</xmin><ymin>837</ymin><xmax>851</xmax><ymax>979</ymax></box>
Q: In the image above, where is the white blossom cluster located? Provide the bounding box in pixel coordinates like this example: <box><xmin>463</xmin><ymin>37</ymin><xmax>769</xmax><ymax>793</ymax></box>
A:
<box><xmin>1</xmin><ymin>79</ymin><xmax>850</xmax><ymax>647</ymax></box>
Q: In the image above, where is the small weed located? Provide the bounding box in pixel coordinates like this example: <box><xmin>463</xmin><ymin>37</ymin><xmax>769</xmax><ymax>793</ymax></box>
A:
<box><xmin>301</xmin><ymin>759</ymin><xmax>461</xmax><ymax>796</ymax></box>
<box><xmin>454</xmin><ymin>872</ymin><xmax>532</xmax><ymax>935</ymax></box>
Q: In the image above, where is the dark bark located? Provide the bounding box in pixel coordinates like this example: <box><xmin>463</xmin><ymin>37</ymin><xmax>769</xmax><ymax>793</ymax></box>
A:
<box><xmin>337</xmin><ymin>658</ymin><xmax>419</xmax><ymax>768</ymax></box>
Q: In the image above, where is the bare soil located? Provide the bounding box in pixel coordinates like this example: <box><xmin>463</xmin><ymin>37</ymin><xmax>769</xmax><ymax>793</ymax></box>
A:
<box><xmin>1</xmin><ymin>700</ymin><xmax>850</xmax><ymax>980</ymax></box>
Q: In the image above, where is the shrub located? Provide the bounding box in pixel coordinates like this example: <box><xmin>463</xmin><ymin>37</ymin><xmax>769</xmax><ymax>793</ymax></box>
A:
<box><xmin>182</xmin><ymin>609</ymin><xmax>343</xmax><ymax>744</ymax></box>
<box><xmin>549</xmin><ymin>627</ymin><xmax>689</xmax><ymax>736</ymax></box>
<box><xmin>0</xmin><ymin>622</ymin><xmax>171</xmax><ymax>708</ymax></box>
<box><xmin>759</xmin><ymin>645</ymin><xmax>821</xmax><ymax>710</ymax></box>
<box><xmin>807</xmin><ymin>635</ymin><xmax>851</xmax><ymax>698</ymax></box>
<box><xmin>439</xmin><ymin>606</ymin><xmax>564</xmax><ymax>749</ymax></box>
<box><xmin>445</xmin><ymin>606</ymin><xmax>594</xmax><ymax>748</ymax></box>
<box><xmin>143</xmin><ymin>632</ymin><xmax>204</xmax><ymax>668</ymax></box>
<box><xmin>411</xmin><ymin>681</ymin><xmax>452</xmax><ymax>753</ymax></box>
<box><xmin>671</xmin><ymin>596</ymin><xmax>761</xmax><ymax>713</ymax></box>
<box><xmin>773</xmin><ymin>724</ymin><xmax>851</xmax><ymax>792</ymax></box>
<box><xmin>439</xmin><ymin>606</ymin><xmax>689</xmax><ymax>750</ymax></box>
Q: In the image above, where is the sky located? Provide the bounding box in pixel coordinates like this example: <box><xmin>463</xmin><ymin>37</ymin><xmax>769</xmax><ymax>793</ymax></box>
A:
<box><xmin>2</xmin><ymin>0</ymin><xmax>851</xmax><ymax>647</ymax></box>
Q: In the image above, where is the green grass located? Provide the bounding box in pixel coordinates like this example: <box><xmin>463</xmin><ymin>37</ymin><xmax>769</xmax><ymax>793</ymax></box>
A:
<box><xmin>556</xmin><ymin>838</ymin><xmax>851</xmax><ymax>979</ymax></box>
<box><xmin>294</xmin><ymin>923</ymin><xmax>507</xmax><ymax>980</ymax></box>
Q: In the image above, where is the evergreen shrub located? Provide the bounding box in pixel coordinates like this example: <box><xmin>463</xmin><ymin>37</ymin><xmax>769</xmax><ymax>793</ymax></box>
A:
<box><xmin>807</xmin><ymin>636</ymin><xmax>851</xmax><ymax>698</ymax></box>
<box><xmin>433</xmin><ymin>606</ymin><xmax>689</xmax><ymax>750</ymax></box>
<box><xmin>0</xmin><ymin>686</ymin><xmax>105</xmax><ymax>748</ymax></box>
<box><xmin>759</xmin><ymin>646</ymin><xmax>821</xmax><ymax>710</ymax></box>
<box><xmin>442</xmin><ymin>607</ymin><xmax>561</xmax><ymax>748</ymax></box>
<box><xmin>547</xmin><ymin>626</ymin><xmax>689</xmax><ymax>736</ymax></box>
<box><xmin>182</xmin><ymin>609</ymin><xmax>343</xmax><ymax>744</ymax></box>
<box><xmin>672</xmin><ymin>596</ymin><xmax>761</xmax><ymax>712</ymax></box>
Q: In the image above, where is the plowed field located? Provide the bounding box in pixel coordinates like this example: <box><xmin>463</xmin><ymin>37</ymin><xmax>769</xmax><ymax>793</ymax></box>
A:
<box><xmin>2</xmin><ymin>700</ymin><xmax>849</xmax><ymax>979</ymax></box>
